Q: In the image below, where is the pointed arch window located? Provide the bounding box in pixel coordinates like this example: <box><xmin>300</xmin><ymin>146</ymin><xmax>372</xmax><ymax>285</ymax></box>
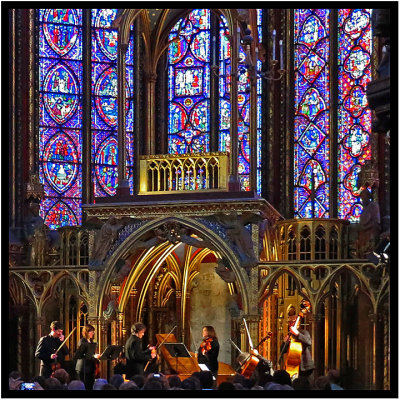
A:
<box><xmin>294</xmin><ymin>9</ymin><xmax>372</xmax><ymax>222</ymax></box>
<box><xmin>38</xmin><ymin>9</ymin><xmax>135</xmax><ymax>229</ymax></box>
<box><xmin>168</xmin><ymin>9</ymin><xmax>263</xmax><ymax>193</ymax></box>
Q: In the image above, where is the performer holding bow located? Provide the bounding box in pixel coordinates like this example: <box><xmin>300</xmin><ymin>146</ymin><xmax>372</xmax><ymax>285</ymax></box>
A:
<box><xmin>35</xmin><ymin>321</ymin><xmax>69</xmax><ymax>378</ymax></box>
<box><xmin>197</xmin><ymin>325</ymin><xmax>219</xmax><ymax>377</ymax></box>
<box><xmin>125</xmin><ymin>322</ymin><xmax>156</xmax><ymax>378</ymax></box>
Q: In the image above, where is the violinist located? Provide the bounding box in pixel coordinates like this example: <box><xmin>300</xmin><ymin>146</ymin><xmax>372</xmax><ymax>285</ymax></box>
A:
<box><xmin>35</xmin><ymin>321</ymin><xmax>69</xmax><ymax>378</ymax></box>
<box><xmin>125</xmin><ymin>322</ymin><xmax>156</xmax><ymax>378</ymax></box>
<box><xmin>74</xmin><ymin>324</ymin><xmax>101</xmax><ymax>389</ymax></box>
<box><xmin>197</xmin><ymin>326</ymin><xmax>219</xmax><ymax>377</ymax></box>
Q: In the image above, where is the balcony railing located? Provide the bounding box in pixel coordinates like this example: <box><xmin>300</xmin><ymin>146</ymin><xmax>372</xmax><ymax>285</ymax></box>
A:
<box><xmin>139</xmin><ymin>152</ymin><xmax>229</xmax><ymax>194</ymax></box>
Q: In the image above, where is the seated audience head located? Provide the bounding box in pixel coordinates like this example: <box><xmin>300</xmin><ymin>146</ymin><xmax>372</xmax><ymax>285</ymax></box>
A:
<box><xmin>100</xmin><ymin>383</ymin><xmax>117</xmax><ymax>390</ymax></box>
<box><xmin>328</xmin><ymin>369</ymin><xmax>341</xmax><ymax>383</ymax></box>
<box><xmin>119</xmin><ymin>381</ymin><xmax>139</xmax><ymax>390</ymax></box>
<box><xmin>9</xmin><ymin>371</ymin><xmax>22</xmax><ymax>380</ymax></box>
<box><xmin>167</xmin><ymin>375</ymin><xmax>182</xmax><ymax>388</ymax></box>
<box><xmin>67</xmin><ymin>380</ymin><xmax>85</xmax><ymax>390</ymax></box>
<box><xmin>93</xmin><ymin>378</ymin><xmax>108</xmax><ymax>390</ymax></box>
<box><xmin>131</xmin><ymin>374</ymin><xmax>145</xmax><ymax>388</ymax></box>
<box><xmin>273</xmin><ymin>369</ymin><xmax>292</xmax><ymax>386</ymax></box>
<box><xmin>315</xmin><ymin>375</ymin><xmax>332</xmax><ymax>390</ymax></box>
<box><xmin>143</xmin><ymin>380</ymin><xmax>163</xmax><ymax>390</ymax></box>
<box><xmin>292</xmin><ymin>376</ymin><xmax>312</xmax><ymax>390</ymax></box>
<box><xmin>44</xmin><ymin>377</ymin><xmax>64</xmax><ymax>390</ymax></box>
<box><xmin>52</xmin><ymin>368</ymin><xmax>70</xmax><ymax>385</ymax></box>
<box><xmin>109</xmin><ymin>374</ymin><xmax>124</xmax><ymax>389</ymax></box>
<box><xmin>218</xmin><ymin>381</ymin><xmax>236</xmax><ymax>390</ymax></box>
<box><xmin>181</xmin><ymin>377</ymin><xmax>201</xmax><ymax>390</ymax></box>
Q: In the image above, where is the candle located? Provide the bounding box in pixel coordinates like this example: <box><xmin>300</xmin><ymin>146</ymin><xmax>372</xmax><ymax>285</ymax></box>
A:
<box><xmin>272</xmin><ymin>29</ymin><xmax>276</xmax><ymax>61</ymax></box>
<box><xmin>279</xmin><ymin>39</ymin><xmax>283</xmax><ymax>69</ymax></box>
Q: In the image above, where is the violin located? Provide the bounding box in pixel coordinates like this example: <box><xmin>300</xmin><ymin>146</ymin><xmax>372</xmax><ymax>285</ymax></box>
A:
<box><xmin>200</xmin><ymin>337</ymin><xmax>213</xmax><ymax>355</ymax></box>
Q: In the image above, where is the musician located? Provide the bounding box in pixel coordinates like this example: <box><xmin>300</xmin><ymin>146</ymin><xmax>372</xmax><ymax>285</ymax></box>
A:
<box><xmin>288</xmin><ymin>324</ymin><xmax>315</xmax><ymax>377</ymax></box>
<box><xmin>35</xmin><ymin>321</ymin><xmax>69</xmax><ymax>379</ymax></box>
<box><xmin>74</xmin><ymin>324</ymin><xmax>101</xmax><ymax>389</ymax></box>
<box><xmin>236</xmin><ymin>348</ymin><xmax>273</xmax><ymax>383</ymax></box>
<box><xmin>197</xmin><ymin>326</ymin><xmax>219</xmax><ymax>377</ymax></box>
<box><xmin>125</xmin><ymin>322</ymin><xmax>156</xmax><ymax>378</ymax></box>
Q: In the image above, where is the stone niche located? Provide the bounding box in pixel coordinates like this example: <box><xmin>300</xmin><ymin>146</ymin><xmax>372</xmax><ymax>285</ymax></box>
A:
<box><xmin>189</xmin><ymin>262</ymin><xmax>232</xmax><ymax>364</ymax></box>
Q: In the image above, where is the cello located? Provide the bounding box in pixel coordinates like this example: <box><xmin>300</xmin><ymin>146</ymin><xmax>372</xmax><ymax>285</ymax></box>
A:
<box><xmin>282</xmin><ymin>300</ymin><xmax>311</xmax><ymax>379</ymax></box>
<box><xmin>231</xmin><ymin>318</ymin><xmax>272</xmax><ymax>378</ymax></box>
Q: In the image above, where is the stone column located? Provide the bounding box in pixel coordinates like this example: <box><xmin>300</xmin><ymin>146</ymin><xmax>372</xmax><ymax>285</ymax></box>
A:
<box><xmin>369</xmin><ymin>312</ymin><xmax>378</xmax><ymax>389</ymax></box>
<box><xmin>229</xmin><ymin>19</ymin><xmax>240</xmax><ymax>191</ymax></box>
<box><xmin>35</xmin><ymin>316</ymin><xmax>46</xmax><ymax>376</ymax></box>
<box><xmin>117</xmin><ymin>42</ymin><xmax>130</xmax><ymax>196</ymax></box>
<box><xmin>144</xmin><ymin>72</ymin><xmax>158</xmax><ymax>156</ymax></box>
<box><xmin>175</xmin><ymin>290</ymin><xmax>182</xmax><ymax>342</ymax></box>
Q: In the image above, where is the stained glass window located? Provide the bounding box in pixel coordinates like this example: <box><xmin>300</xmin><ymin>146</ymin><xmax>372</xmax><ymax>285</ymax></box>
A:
<box><xmin>167</xmin><ymin>9</ymin><xmax>211</xmax><ymax>155</ymax></box>
<box><xmin>219</xmin><ymin>14</ymin><xmax>262</xmax><ymax>193</ymax></box>
<box><xmin>39</xmin><ymin>9</ymin><xmax>83</xmax><ymax>229</ymax></box>
<box><xmin>294</xmin><ymin>9</ymin><xmax>331</xmax><ymax>218</ymax></box>
<box><xmin>294</xmin><ymin>9</ymin><xmax>372</xmax><ymax>222</ymax></box>
<box><xmin>337</xmin><ymin>9</ymin><xmax>372</xmax><ymax>221</ymax></box>
<box><xmin>91</xmin><ymin>9</ymin><xmax>135</xmax><ymax>197</ymax></box>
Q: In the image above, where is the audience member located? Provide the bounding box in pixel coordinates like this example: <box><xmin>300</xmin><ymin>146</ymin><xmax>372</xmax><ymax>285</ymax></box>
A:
<box><xmin>314</xmin><ymin>375</ymin><xmax>332</xmax><ymax>390</ymax></box>
<box><xmin>92</xmin><ymin>378</ymin><xmax>107</xmax><ymax>390</ymax></box>
<box><xmin>67</xmin><ymin>380</ymin><xmax>85</xmax><ymax>390</ymax></box>
<box><xmin>168</xmin><ymin>375</ymin><xmax>182</xmax><ymax>389</ymax></box>
<box><xmin>292</xmin><ymin>375</ymin><xmax>313</xmax><ymax>390</ymax></box>
<box><xmin>328</xmin><ymin>369</ymin><xmax>344</xmax><ymax>390</ymax></box>
<box><xmin>143</xmin><ymin>380</ymin><xmax>163</xmax><ymax>390</ymax></box>
<box><xmin>218</xmin><ymin>381</ymin><xmax>236</xmax><ymax>390</ymax></box>
<box><xmin>119</xmin><ymin>381</ymin><xmax>139</xmax><ymax>390</ymax></box>
<box><xmin>52</xmin><ymin>368</ymin><xmax>70</xmax><ymax>386</ymax></box>
<box><xmin>109</xmin><ymin>374</ymin><xmax>124</xmax><ymax>389</ymax></box>
<box><xmin>131</xmin><ymin>374</ymin><xmax>145</xmax><ymax>388</ymax></box>
<box><xmin>100</xmin><ymin>383</ymin><xmax>117</xmax><ymax>390</ymax></box>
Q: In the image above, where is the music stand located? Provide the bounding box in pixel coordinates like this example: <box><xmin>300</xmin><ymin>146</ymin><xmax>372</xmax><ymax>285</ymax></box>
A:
<box><xmin>99</xmin><ymin>345</ymin><xmax>124</xmax><ymax>381</ymax></box>
<box><xmin>163</xmin><ymin>343</ymin><xmax>191</xmax><ymax>373</ymax></box>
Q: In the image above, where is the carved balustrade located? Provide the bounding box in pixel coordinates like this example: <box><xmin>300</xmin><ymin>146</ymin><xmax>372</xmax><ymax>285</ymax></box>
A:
<box><xmin>276</xmin><ymin>218</ymin><xmax>350</xmax><ymax>261</ymax></box>
<box><xmin>139</xmin><ymin>152</ymin><xmax>229</xmax><ymax>194</ymax></box>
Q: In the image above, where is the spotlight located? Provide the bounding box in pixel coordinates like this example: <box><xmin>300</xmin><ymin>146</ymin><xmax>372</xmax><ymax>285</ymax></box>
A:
<box><xmin>367</xmin><ymin>239</ymin><xmax>390</xmax><ymax>265</ymax></box>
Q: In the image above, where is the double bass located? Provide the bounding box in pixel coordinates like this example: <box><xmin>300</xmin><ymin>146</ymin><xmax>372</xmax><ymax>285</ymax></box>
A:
<box><xmin>282</xmin><ymin>300</ymin><xmax>311</xmax><ymax>379</ymax></box>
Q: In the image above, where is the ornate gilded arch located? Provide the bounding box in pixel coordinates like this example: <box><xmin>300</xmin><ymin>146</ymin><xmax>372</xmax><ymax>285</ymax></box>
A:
<box><xmin>96</xmin><ymin>215</ymin><xmax>250</xmax><ymax>318</ymax></box>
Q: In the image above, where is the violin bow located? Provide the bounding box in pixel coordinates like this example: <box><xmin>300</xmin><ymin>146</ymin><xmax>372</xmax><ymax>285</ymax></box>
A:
<box><xmin>243</xmin><ymin>318</ymin><xmax>254</xmax><ymax>350</ymax></box>
<box><xmin>55</xmin><ymin>327</ymin><xmax>76</xmax><ymax>354</ymax></box>
<box><xmin>144</xmin><ymin>325</ymin><xmax>177</xmax><ymax>372</ymax></box>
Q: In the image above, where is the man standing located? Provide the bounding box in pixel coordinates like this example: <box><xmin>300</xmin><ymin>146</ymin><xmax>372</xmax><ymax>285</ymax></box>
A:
<box><xmin>35</xmin><ymin>321</ymin><xmax>69</xmax><ymax>378</ymax></box>
<box><xmin>125</xmin><ymin>322</ymin><xmax>156</xmax><ymax>378</ymax></box>
<box><xmin>289</xmin><ymin>324</ymin><xmax>315</xmax><ymax>377</ymax></box>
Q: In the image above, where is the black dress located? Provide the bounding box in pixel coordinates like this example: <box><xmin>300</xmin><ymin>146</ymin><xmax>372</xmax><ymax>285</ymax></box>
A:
<box><xmin>125</xmin><ymin>334</ymin><xmax>152</xmax><ymax>378</ymax></box>
<box><xmin>198</xmin><ymin>338</ymin><xmax>219</xmax><ymax>376</ymax></box>
<box><xmin>74</xmin><ymin>338</ymin><xmax>98</xmax><ymax>389</ymax></box>
<box><xmin>35</xmin><ymin>335</ymin><xmax>69</xmax><ymax>378</ymax></box>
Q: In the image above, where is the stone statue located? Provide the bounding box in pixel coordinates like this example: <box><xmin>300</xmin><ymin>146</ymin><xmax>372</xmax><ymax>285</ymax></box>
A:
<box><xmin>103</xmin><ymin>293</ymin><xmax>118</xmax><ymax>320</ymax></box>
<box><xmin>89</xmin><ymin>216</ymin><xmax>123</xmax><ymax>270</ymax></box>
<box><xmin>208</xmin><ymin>212</ymin><xmax>262</xmax><ymax>271</ymax></box>
<box><xmin>357</xmin><ymin>189</ymin><xmax>381</xmax><ymax>258</ymax></box>
<box><xmin>24</xmin><ymin>202</ymin><xmax>50</xmax><ymax>266</ymax></box>
<box><xmin>215</xmin><ymin>258</ymin><xmax>236</xmax><ymax>283</ymax></box>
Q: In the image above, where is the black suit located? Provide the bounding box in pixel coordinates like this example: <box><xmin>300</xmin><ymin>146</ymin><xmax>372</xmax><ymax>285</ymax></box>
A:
<box><xmin>35</xmin><ymin>335</ymin><xmax>69</xmax><ymax>378</ymax></box>
<box><xmin>74</xmin><ymin>338</ymin><xmax>98</xmax><ymax>389</ymax></box>
<box><xmin>125</xmin><ymin>334</ymin><xmax>152</xmax><ymax>378</ymax></box>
